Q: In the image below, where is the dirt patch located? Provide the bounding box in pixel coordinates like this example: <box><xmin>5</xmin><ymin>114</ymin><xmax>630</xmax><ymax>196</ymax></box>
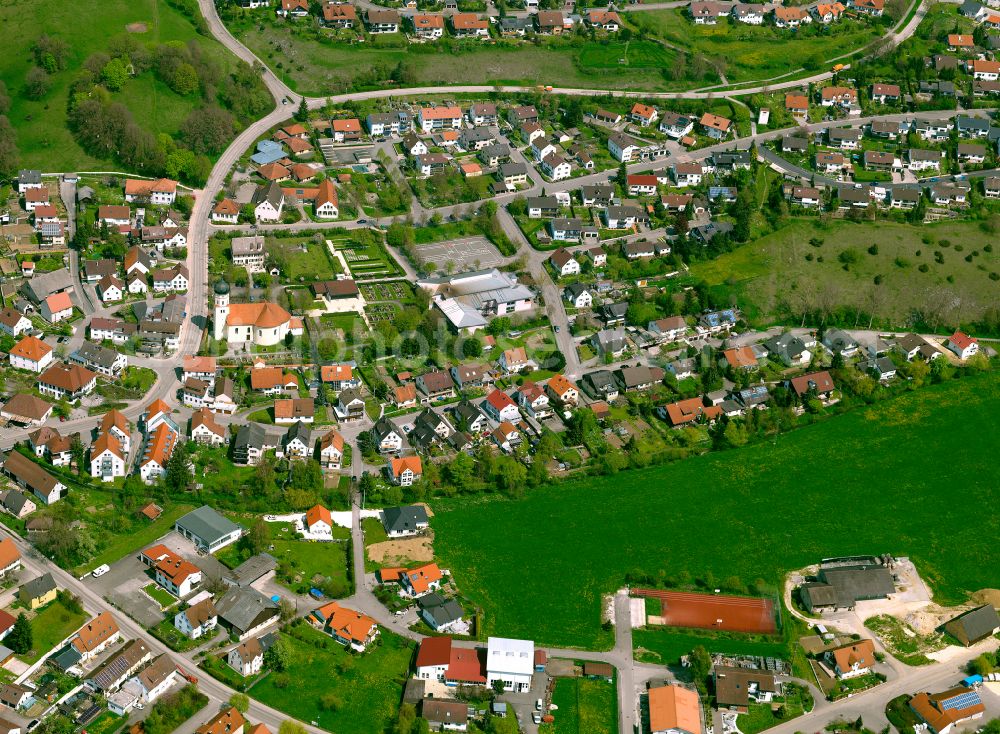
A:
<box><xmin>126</xmin><ymin>22</ymin><xmax>148</xmax><ymax>32</ymax></box>
<box><xmin>368</xmin><ymin>534</ymin><xmax>434</xmax><ymax>566</ymax></box>
<box><xmin>971</xmin><ymin>589</ymin><xmax>1000</xmax><ymax>609</ymax></box>
<box><xmin>545</xmin><ymin>658</ymin><xmax>577</xmax><ymax>677</ymax></box>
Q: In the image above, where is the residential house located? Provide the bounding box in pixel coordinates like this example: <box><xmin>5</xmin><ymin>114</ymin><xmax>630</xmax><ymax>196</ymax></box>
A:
<box><xmin>228</xmin><ymin>638</ymin><xmax>265</xmax><ymax>677</ymax></box>
<box><xmin>546</xmin><ymin>374</ymin><xmax>579</xmax><ymax>406</ymax></box>
<box><xmin>38</xmin><ymin>362</ymin><xmax>97</xmax><ymax>401</ymax></box>
<box><xmin>826</xmin><ymin>639</ymin><xmax>876</xmax><ymax>679</ymax></box>
<box><xmin>659</xmin><ymin>112</ymin><xmax>694</xmax><ymax>138</ymax></box>
<box><xmin>648</xmin><ymin>685</ymin><xmax>702</xmax><ymax>734</ymax></box>
<box><xmin>700</xmin><ymin>113</ymin><xmax>731</xmax><ymax>139</ymax></box>
<box><xmin>311</xmin><ymin>601</ymin><xmax>378</xmax><ymax>652</ymax></box>
<box><xmin>365</xmin><ymin>8</ymin><xmax>401</xmax><ymax>32</ymax></box>
<box><xmin>388</xmin><ymin>456</ymin><xmax>423</xmax><ymax>487</ymax></box>
<box><xmin>946</xmin><ymin>331</ymin><xmax>978</xmax><ymax>359</ymax></box>
<box><xmin>175</xmin><ymin>597</ymin><xmax>219</xmax><ymax>639</ymax></box>
<box><xmin>19</xmin><ymin>573</ymin><xmax>57</xmax><ymax>610</ymax></box>
<box><xmin>9</xmin><ymin>336</ymin><xmax>53</xmax><ymax>373</ymax></box>
<box><xmin>910</xmin><ymin>688</ymin><xmax>984</xmax><ymax>734</ymax></box>
<box><xmin>789</xmin><ymin>370</ymin><xmax>836</xmax><ymax>400</ymax></box>
<box><xmin>372</xmin><ymin>418</ymin><xmax>405</xmax><ymax>454</ymax></box>
<box><xmin>318</xmin><ymin>430</ymin><xmax>344</xmax><ymax>469</ymax></box>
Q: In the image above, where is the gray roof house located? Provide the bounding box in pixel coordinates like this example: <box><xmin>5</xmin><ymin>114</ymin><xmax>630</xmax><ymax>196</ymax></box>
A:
<box><xmin>381</xmin><ymin>505</ymin><xmax>429</xmax><ymax>537</ymax></box>
<box><xmin>215</xmin><ymin>586</ymin><xmax>280</xmax><ymax>639</ymax></box>
<box><xmin>823</xmin><ymin>328</ymin><xmax>859</xmax><ymax>357</ymax></box>
<box><xmin>417</xmin><ymin>593</ymin><xmax>464</xmax><ymax>632</ymax></box>
<box><xmin>175</xmin><ymin>506</ymin><xmax>242</xmax><ymax>553</ymax></box>
<box><xmin>581</xmin><ymin>370</ymin><xmax>619</xmax><ymax>400</ymax></box>
<box><xmin>764</xmin><ymin>332</ymin><xmax>811</xmax><ymax>366</ymax></box>
<box><xmin>592</xmin><ymin>328</ymin><xmax>627</xmax><ymax>357</ymax></box>
<box><xmin>20</xmin><ymin>573</ymin><xmax>57</xmax><ymax>604</ymax></box>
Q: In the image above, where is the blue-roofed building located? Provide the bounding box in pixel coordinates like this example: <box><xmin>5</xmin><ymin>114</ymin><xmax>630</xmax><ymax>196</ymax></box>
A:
<box><xmin>699</xmin><ymin>309</ymin><xmax>738</xmax><ymax>332</ymax></box>
<box><xmin>736</xmin><ymin>384</ymin><xmax>770</xmax><ymax>408</ymax></box>
<box><xmin>250</xmin><ymin>140</ymin><xmax>287</xmax><ymax>166</ymax></box>
<box><xmin>708</xmin><ymin>186</ymin><xmax>738</xmax><ymax>202</ymax></box>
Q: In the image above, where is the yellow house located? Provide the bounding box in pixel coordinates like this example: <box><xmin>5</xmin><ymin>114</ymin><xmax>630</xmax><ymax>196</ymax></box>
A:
<box><xmin>19</xmin><ymin>573</ymin><xmax>58</xmax><ymax>609</ymax></box>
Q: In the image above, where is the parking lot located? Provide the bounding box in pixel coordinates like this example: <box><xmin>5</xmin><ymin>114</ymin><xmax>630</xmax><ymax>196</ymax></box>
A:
<box><xmin>414</xmin><ymin>237</ymin><xmax>504</xmax><ymax>272</ymax></box>
<box><xmin>90</xmin><ymin>531</ymin><xmax>231</xmax><ymax>628</ymax></box>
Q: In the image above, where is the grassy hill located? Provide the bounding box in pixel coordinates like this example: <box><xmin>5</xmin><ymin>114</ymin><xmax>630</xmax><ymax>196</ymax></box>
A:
<box><xmin>1</xmin><ymin>0</ymin><xmax>238</xmax><ymax>171</ymax></box>
<box><xmin>433</xmin><ymin>371</ymin><xmax>1000</xmax><ymax>650</ymax></box>
<box><xmin>688</xmin><ymin>218</ymin><xmax>1000</xmax><ymax>331</ymax></box>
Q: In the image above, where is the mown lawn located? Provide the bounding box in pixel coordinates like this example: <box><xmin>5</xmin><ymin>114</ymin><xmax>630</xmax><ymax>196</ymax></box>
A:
<box><xmin>218</xmin><ymin>522</ymin><xmax>351</xmax><ymax>596</ymax></box>
<box><xmin>540</xmin><ymin>676</ymin><xmax>617</xmax><ymax>734</ymax></box>
<box><xmin>688</xmin><ymin>218</ymin><xmax>1000</xmax><ymax>328</ymax></box>
<box><xmin>0</xmin><ymin>0</ymin><xmax>236</xmax><ymax>171</ymax></box>
<box><xmin>433</xmin><ymin>373</ymin><xmax>1000</xmax><ymax>649</ymax></box>
<box><xmin>21</xmin><ymin>600</ymin><xmax>88</xmax><ymax>663</ymax></box>
<box><xmin>249</xmin><ymin>624</ymin><xmax>414</xmax><ymax>734</ymax></box>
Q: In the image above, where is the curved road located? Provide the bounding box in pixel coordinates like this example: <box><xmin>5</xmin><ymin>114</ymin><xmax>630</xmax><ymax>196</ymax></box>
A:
<box><xmin>198</xmin><ymin>0</ymin><xmax>926</xmax><ymax>103</ymax></box>
<box><xmin>7</xmin><ymin>2</ymin><xmax>962</xmax><ymax>733</ymax></box>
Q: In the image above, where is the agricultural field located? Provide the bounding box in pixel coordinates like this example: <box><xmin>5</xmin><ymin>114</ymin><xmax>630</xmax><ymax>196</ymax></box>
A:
<box><xmin>540</xmin><ymin>675</ymin><xmax>617</xmax><ymax>734</ymax></box>
<box><xmin>248</xmin><ymin>623</ymin><xmax>414</xmax><ymax>734</ymax></box>
<box><xmin>0</xmin><ymin>0</ymin><xmax>236</xmax><ymax>171</ymax></box>
<box><xmin>688</xmin><ymin>218</ymin><xmax>1000</xmax><ymax>329</ymax></box>
<box><xmin>231</xmin><ymin>19</ymin><xmax>708</xmax><ymax>95</ymax></box>
<box><xmin>433</xmin><ymin>373</ymin><xmax>1000</xmax><ymax>649</ymax></box>
<box><xmin>627</xmin><ymin>9</ymin><xmax>883</xmax><ymax>83</ymax></box>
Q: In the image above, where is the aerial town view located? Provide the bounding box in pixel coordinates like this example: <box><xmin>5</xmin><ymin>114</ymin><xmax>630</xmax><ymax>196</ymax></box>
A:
<box><xmin>0</xmin><ymin>0</ymin><xmax>997</xmax><ymax>731</ymax></box>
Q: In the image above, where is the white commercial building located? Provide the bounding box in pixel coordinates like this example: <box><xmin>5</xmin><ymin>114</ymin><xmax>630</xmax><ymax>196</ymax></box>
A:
<box><xmin>486</xmin><ymin>637</ymin><xmax>535</xmax><ymax>693</ymax></box>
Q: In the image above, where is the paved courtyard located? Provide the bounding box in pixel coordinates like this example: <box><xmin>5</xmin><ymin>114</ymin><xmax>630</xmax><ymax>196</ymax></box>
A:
<box><xmin>414</xmin><ymin>237</ymin><xmax>504</xmax><ymax>272</ymax></box>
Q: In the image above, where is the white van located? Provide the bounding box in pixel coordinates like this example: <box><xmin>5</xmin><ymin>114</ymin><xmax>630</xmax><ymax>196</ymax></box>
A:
<box><xmin>92</xmin><ymin>564</ymin><xmax>111</xmax><ymax>578</ymax></box>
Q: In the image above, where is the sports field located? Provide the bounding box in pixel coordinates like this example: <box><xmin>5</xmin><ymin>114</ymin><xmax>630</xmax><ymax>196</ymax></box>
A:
<box><xmin>433</xmin><ymin>372</ymin><xmax>1000</xmax><ymax>649</ymax></box>
<box><xmin>634</xmin><ymin>589</ymin><xmax>777</xmax><ymax>634</ymax></box>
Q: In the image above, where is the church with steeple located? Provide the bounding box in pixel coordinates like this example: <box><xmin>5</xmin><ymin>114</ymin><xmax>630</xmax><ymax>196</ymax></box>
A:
<box><xmin>212</xmin><ymin>279</ymin><xmax>302</xmax><ymax>346</ymax></box>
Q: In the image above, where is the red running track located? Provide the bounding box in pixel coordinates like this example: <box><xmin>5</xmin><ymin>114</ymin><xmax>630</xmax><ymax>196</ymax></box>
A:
<box><xmin>634</xmin><ymin>589</ymin><xmax>777</xmax><ymax>634</ymax></box>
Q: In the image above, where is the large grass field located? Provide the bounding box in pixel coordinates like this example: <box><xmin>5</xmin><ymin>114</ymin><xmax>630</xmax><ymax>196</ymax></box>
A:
<box><xmin>687</xmin><ymin>218</ymin><xmax>1000</xmax><ymax>329</ymax></box>
<box><xmin>249</xmin><ymin>624</ymin><xmax>414</xmax><ymax>734</ymax></box>
<box><xmin>0</xmin><ymin>0</ymin><xmax>236</xmax><ymax>171</ymax></box>
<box><xmin>627</xmin><ymin>10</ymin><xmax>881</xmax><ymax>83</ymax></box>
<box><xmin>433</xmin><ymin>372</ymin><xmax>1000</xmax><ymax>649</ymax></box>
<box><xmin>234</xmin><ymin>20</ymin><xmax>697</xmax><ymax>94</ymax></box>
<box><xmin>540</xmin><ymin>675</ymin><xmax>617</xmax><ymax>734</ymax></box>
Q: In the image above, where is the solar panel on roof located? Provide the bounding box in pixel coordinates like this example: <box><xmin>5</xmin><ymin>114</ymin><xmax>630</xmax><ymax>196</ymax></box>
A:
<box><xmin>941</xmin><ymin>691</ymin><xmax>981</xmax><ymax>711</ymax></box>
